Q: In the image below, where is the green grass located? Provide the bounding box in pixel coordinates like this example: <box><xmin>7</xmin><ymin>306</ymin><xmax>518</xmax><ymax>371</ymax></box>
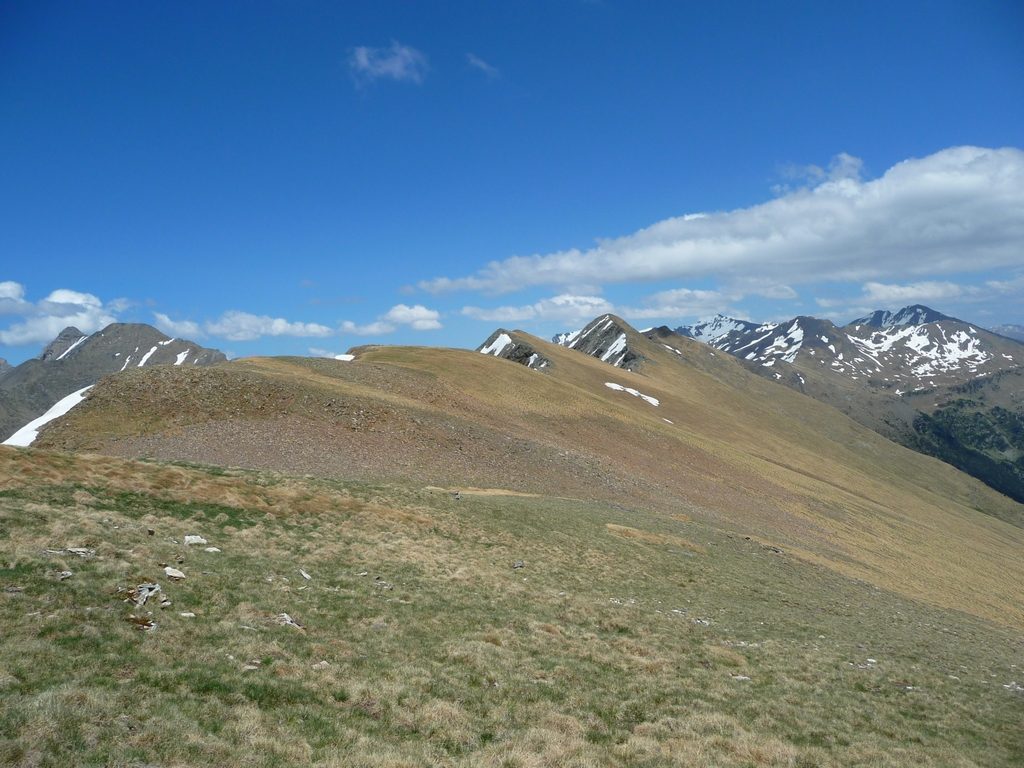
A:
<box><xmin>1</xmin><ymin>451</ymin><xmax>1022</xmax><ymax>766</ymax></box>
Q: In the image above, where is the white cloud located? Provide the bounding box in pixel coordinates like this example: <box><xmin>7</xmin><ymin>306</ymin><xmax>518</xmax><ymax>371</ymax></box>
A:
<box><xmin>0</xmin><ymin>281</ymin><xmax>30</xmax><ymax>316</ymax></box>
<box><xmin>383</xmin><ymin>303</ymin><xmax>442</xmax><ymax>330</ymax></box>
<box><xmin>204</xmin><ymin>311</ymin><xmax>333</xmax><ymax>342</ymax></box>
<box><xmin>153</xmin><ymin>312</ymin><xmax>203</xmax><ymax>338</ymax></box>
<box><xmin>349</xmin><ymin>41</ymin><xmax>428</xmax><ymax>85</ymax></box>
<box><xmin>341</xmin><ymin>319</ymin><xmax>395</xmax><ymax>336</ymax></box>
<box><xmin>0</xmin><ymin>286</ymin><xmax>118</xmax><ymax>345</ymax></box>
<box><xmin>462</xmin><ymin>294</ymin><xmax>613</xmax><ymax>324</ymax></box>
<box><xmin>342</xmin><ymin>303</ymin><xmax>442</xmax><ymax>335</ymax></box>
<box><xmin>466</xmin><ymin>53</ymin><xmax>499</xmax><ymax>78</ymax></box>
<box><xmin>420</xmin><ymin>146</ymin><xmax>1024</xmax><ymax>296</ymax></box>
<box><xmin>861</xmin><ymin>281</ymin><xmax>965</xmax><ymax>303</ymax></box>
<box><xmin>620</xmin><ymin>288</ymin><xmax>734</xmax><ymax>320</ymax></box>
<box><xmin>0</xmin><ymin>281</ymin><xmax>26</xmax><ymax>301</ymax></box>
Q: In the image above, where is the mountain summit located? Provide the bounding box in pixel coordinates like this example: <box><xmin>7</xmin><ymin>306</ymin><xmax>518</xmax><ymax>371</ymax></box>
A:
<box><xmin>1</xmin><ymin>322</ymin><xmax>225</xmax><ymax>444</ymax></box>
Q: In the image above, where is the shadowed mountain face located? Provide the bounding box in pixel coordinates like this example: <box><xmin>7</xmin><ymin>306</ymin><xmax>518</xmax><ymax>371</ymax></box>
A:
<box><xmin>0</xmin><ymin>323</ymin><xmax>225</xmax><ymax>443</ymax></box>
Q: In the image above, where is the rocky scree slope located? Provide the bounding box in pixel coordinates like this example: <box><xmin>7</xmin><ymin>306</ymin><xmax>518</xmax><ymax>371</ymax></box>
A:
<box><xmin>0</xmin><ymin>322</ymin><xmax>225</xmax><ymax>443</ymax></box>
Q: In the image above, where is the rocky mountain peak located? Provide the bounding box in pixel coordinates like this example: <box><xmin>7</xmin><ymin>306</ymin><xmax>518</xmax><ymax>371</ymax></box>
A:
<box><xmin>553</xmin><ymin>314</ymin><xmax>644</xmax><ymax>370</ymax></box>
<box><xmin>477</xmin><ymin>329</ymin><xmax>551</xmax><ymax>371</ymax></box>
<box><xmin>848</xmin><ymin>304</ymin><xmax>952</xmax><ymax>329</ymax></box>
<box><xmin>40</xmin><ymin>326</ymin><xmax>87</xmax><ymax>361</ymax></box>
<box><xmin>675</xmin><ymin>314</ymin><xmax>758</xmax><ymax>344</ymax></box>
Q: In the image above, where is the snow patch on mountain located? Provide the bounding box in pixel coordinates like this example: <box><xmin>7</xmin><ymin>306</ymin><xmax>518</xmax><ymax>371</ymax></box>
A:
<box><xmin>55</xmin><ymin>335</ymin><xmax>88</xmax><ymax>361</ymax></box>
<box><xmin>3</xmin><ymin>386</ymin><xmax>93</xmax><ymax>446</ymax></box>
<box><xmin>605</xmin><ymin>382</ymin><xmax>659</xmax><ymax>406</ymax></box>
<box><xmin>676</xmin><ymin>315</ymin><xmax>757</xmax><ymax>345</ymax></box>
<box><xmin>480</xmin><ymin>333</ymin><xmax>514</xmax><ymax>357</ymax></box>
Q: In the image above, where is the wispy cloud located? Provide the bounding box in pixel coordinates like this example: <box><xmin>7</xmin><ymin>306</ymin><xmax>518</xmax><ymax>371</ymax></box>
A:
<box><xmin>153</xmin><ymin>312</ymin><xmax>203</xmax><ymax>338</ymax></box>
<box><xmin>349</xmin><ymin>41</ymin><xmax>428</xmax><ymax>85</ymax></box>
<box><xmin>342</xmin><ymin>303</ymin><xmax>442</xmax><ymax>335</ymax></box>
<box><xmin>0</xmin><ymin>283</ymin><xmax>118</xmax><ymax>345</ymax></box>
<box><xmin>420</xmin><ymin>146</ymin><xmax>1024</xmax><ymax>297</ymax></box>
<box><xmin>466</xmin><ymin>52</ymin><xmax>499</xmax><ymax>78</ymax></box>
<box><xmin>462</xmin><ymin>294</ymin><xmax>613</xmax><ymax>324</ymax></box>
<box><xmin>153</xmin><ymin>311</ymin><xmax>334</xmax><ymax>342</ymax></box>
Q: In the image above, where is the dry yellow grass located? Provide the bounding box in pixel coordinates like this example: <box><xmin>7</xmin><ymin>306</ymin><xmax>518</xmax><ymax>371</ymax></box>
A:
<box><xmin>28</xmin><ymin>328</ymin><xmax>1024</xmax><ymax>634</ymax></box>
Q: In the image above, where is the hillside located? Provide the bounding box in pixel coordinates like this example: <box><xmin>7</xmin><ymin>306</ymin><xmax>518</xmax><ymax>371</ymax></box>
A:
<box><xmin>2</xmin><ymin>443</ymin><xmax>1023</xmax><ymax>766</ymax></box>
<box><xmin>32</xmin><ymin>325</ymin><xmax>1024</xmax><ymax>631</ymax></box>
<box><xmin>0</xmin><ymin>323</ymin><xmax>225</xmax><ymax>445</ymax></box>
<box><xmin>663</xmin><ymin>306</ymin><xmax>1024</xmax><ymax>500</ymax></box>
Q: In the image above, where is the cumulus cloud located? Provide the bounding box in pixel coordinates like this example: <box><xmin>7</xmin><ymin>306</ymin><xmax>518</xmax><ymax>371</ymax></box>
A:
<box><xmin>153</xmin><ymin>312</ymin><xmax>203</xmax><ymax>338</ymax></box>
<box><xmin>620</xmin><ymin>288</ymin><xmax>735</xmax><ymax>319</ymax></box>
<box><xmin>462</xmin><ymin>294</ymin><xmax>614</xmax><ymax>324</ymax></box>
<box><xmin>349</xmin><ymin>41</ymin><xmax>428</xmax><ymax>85</ymax></box>
<box><xmin>466</xmin><ymin>53</ymin><xmax>499</xmax><ymax>78</ymax></box>
<box><xmin>420</xmin><ymin>146</ymin><xmax>1024</xmax><ymax>296</ymax></box>
<box><xmin>816</xmin><ymin>279</ymin><xmax>985</xmax><ymax>312</ymax></box>
<box><xmin>462</xmin><ymin>289</ymin><xmax>748</xmax><ymax>327</ymax></box>
<box><xmin>860</xmin><ymin>281</ymin><xmax>966</xmax><ymax>303</ymax></box>
<box><xmin>204</xmin><ymin>311</ymin><xmax>333</xmax><ymax>342</ymax></box>
<box><xmin>343</xmin><ymin>303</ymin><xmax>442</xmax><ymax>335</ymax></box>
<box><xmin>0</xmin><ymin>283</ymin><xmax>118</xmax><ymax>345</ymax></box>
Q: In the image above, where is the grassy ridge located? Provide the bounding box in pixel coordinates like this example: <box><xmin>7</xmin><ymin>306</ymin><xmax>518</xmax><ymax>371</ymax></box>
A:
<box><xmin>2</xmin><ymin>449</ymin><xmax>1023</xmax><ymax>766</ymax></box>
<box><xmin>36</xmin><ymin>339</ymin><xmax>1024</xmax><ymax>629</ymax></box>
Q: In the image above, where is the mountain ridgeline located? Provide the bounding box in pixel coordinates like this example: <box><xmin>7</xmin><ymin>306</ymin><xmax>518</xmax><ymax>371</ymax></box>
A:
<box><xmin>542</xmin><ymin>306</ymin><xmax>1024</xmax><ymax>502</ymax></box>
<box><xmin>0</xmin><ymin>323</ymin><xmax>225</xmax><ymax>443</ymax></box>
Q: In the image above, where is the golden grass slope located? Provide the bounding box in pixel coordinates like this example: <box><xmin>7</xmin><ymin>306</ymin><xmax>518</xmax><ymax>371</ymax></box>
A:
<box><xmin>33</xmin><ymin>324</ymin><xmax>1024</xmax><ymax>630</ymax></box>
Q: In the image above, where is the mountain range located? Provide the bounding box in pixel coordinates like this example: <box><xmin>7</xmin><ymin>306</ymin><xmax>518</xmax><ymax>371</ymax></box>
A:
<box><xmin>3</xmin><ymin>310</ymin><xmax>1024</xmax><ymax>764</ymax></box>
<box><xmin>544</xmin><ymin>306</ymin><xmax>1024</xmax><ymax>502</ymax></box>
<box><xmin>0</xmin><ymin>322</ymin><xmax>225</xmax><ymax>444</ymax></box>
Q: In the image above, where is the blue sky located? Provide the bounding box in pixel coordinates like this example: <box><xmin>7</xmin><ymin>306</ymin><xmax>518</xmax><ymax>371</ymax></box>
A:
<box><xmin>2</xmin><ymin>0</ymin><xmax>1023</xmax><ymax>362</ymax></box>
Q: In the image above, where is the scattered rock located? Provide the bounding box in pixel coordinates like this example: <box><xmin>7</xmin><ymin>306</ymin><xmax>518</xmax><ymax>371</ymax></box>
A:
<box><xmin>356</xmin><ymin>571</ymin><xmax>369</xmax><ymax>577</ymax></box>
<box><xmin>312</xmin><ymin>660</ymin><xmax>330</xmax><ymax>670</ymax></box>
<box><xmin>58</xmin><ymin>570</ymin><xmax>74</xmax><ymax>581</ymax></box>
<box><xmin>184</xmin><ymin>535</ymin><xmax>208</xmax><ymax>546</ymax></box>
<box><xmin>44</xmin><ymin>547</ymin><xmax>95</xmax><ymax>558</ymax></box>
<box><xmin>3</xmin><ymin>585</ymin><xmax>24</xmax><ymax>594</ymax></box>
<box><xmin>204</xmin><ymin>547</ymin><xmax>221</xmax><ymax>553</ymax></box>
<box><xmin>731</xmin><ymin>674</ymin><xmax>751</xmax><ymax>681</ymax></box>
<box><xmin>1004</xmin><ymin>681</ymin><xmax>1024</xmax><ymax>692</ymax></box>
<box><xmin>180</xmin><ymin>612</ymin><xmax>196</xmax><ymax>618</ymax></box>
<box><xmin>299</xmin><ymin>569</ymin><xmax>312</xmax><ymax>580</ymax></box>
<box><xmin>126</xmin><ymin>616</ymin><xmax>156</xmax><ymax>631</ymax></box>
<box><xmin>512</xmin><ymin>560</ymin><xmax>525</xmax><ymax>569</ymax></box>
<box><xmin>276</xmin><ymin>612</ymin><xmax>304</xmax><ymax>629</ymax></box>
<box><xmin>126</xmin><ymin>583</ymin><xmax>161</xmax><ymax>607</ymax></box>
<box><xmin>692</xmin><ymin>618</ymin><xmax>711</xmax><ymax>626</ymax></box>
<box><xmin>373</xmin><ymin>576</ymin><xmax>393</xmax><ymax>590</ymax></box>
<box><xmin>164</xmin><ymin>566</ymin><xmax>186</xmax><ymax>581</ymax></box>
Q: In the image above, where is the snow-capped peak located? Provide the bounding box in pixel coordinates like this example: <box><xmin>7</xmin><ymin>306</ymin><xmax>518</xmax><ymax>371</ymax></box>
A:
<box><xmin>848</xmin><ymin>305</ymin><xmax>952</xmax><ymax>329</ymax></box>
<box><xmin>675</xmin><ymin>315</ymin><xmax>757</xmax><ymax>345</ymax></box>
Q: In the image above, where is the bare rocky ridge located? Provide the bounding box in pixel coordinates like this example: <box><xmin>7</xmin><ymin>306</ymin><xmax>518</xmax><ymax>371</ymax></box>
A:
<box><xmin>551</xmin><ymin>314</ymin><xmax>646</xmax><ymax>371</ymax></box>
<box><xmin>0</xmin><ymin>322</ymin><xmax>225</xmax><ymax>442</ymax></box>
<box><xmin>477</xmin><ymin>329</ymin><xmax>551</xmax><ymax>371</ymax></box>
